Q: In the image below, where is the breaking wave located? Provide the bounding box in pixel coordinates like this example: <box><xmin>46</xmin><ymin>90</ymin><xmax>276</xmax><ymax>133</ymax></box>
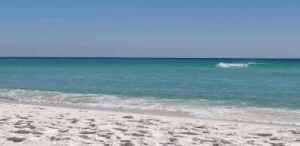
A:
<box><xmin>216</xmin><ymin>62</ymin><xmax>256</xmax><ymax>69</ymax></box>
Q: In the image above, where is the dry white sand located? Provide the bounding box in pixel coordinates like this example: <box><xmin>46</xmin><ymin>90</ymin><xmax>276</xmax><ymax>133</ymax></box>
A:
<box><xmin>0</xmin><ymin>102</ymin><xmax>300</xmax><ymax>146</ymax></box>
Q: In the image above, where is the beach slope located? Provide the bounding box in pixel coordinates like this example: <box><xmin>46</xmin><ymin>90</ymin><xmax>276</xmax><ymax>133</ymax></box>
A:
<box><xmin>0</xmin><ymin>103</ymin><xmax>299</xmax><ymax>146</ymax></box>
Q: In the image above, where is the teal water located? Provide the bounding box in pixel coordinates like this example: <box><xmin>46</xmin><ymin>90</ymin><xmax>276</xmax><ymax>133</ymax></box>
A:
<box><xmin>0</xmin><ymin>58</ymin><xmax>300</xmax><ymax>121</ymax></box>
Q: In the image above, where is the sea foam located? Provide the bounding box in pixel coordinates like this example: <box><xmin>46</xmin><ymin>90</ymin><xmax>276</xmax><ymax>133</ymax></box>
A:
<box><xmin>216</xmin><ymin>62</ymin><xmax>255</xmax><ymax>69</ymax></box>
<box><xmin>1</xmin><ymin>88</ymin><xmax>300</xmax><ymax>126</ymax></box>
<box><xmin>0</xmin><ymin>88</ymin><xmax>179</xmax><ymax>111</ymax></box>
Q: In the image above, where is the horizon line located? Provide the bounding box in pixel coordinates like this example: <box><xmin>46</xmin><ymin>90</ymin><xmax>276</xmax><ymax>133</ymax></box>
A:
<box><xmin>0</xmin><ymin>56</ymin><xmax>299</xmax><ymax>60</ymax></box>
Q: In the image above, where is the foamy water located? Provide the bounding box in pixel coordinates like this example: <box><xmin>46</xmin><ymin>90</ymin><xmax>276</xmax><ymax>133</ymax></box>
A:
<box><xmin>1</xmin><ymin>88</ymin><xmax>300</xmax><ymax>126</ymax></box>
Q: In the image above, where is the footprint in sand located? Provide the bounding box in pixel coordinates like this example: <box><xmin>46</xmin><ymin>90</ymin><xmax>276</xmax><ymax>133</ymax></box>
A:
<box><xmin>122</xmin><ymin>115</ymin><xmax>134</xmax><ymax>119</ymax></box>
<box><xmin>290</xmin><ymin>129</ymin><xmax>300</xmax><ymax>135</ymax></box>
<box><xmin>7</xmin><ymin>137</ymin><xmax>26</xmax><ymax>143</ymax></box>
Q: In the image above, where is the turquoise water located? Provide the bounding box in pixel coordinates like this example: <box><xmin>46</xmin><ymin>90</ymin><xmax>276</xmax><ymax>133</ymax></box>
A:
<box><xmin>0</xmin><ymin>58</ymin><xmax>300</xmax><ymax>122</ymax></box>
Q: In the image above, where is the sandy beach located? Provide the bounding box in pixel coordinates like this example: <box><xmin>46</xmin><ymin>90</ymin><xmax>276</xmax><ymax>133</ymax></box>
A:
<box><xmin>0</xmin><ymin>102</ymin><xmax>299</xmax><ymax>146</ymax></box>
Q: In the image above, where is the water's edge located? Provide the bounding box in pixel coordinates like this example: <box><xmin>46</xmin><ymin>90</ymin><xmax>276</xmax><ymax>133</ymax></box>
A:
<box><xmin>1</xmin><ymin>88</ymin><xmax>300</xmax><ymax>127</ymax></box>
<box><xmin>1</xmin><ymin>100</ymin><xmax>299</xmax><ymax>128</ymax></box>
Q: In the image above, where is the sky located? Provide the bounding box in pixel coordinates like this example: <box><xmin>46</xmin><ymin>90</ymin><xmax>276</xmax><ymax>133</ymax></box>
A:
<box><xmin>0</xmin><ymin>0</ymin><xmax>299</xmax><ymax>58</ymax></box>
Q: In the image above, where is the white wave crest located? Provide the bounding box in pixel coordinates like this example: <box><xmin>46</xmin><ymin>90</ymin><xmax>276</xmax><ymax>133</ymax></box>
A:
<box><xmin>216</xmin><ymin>62</ymin><xmax>255</xmax><ymax>69</ymax></box>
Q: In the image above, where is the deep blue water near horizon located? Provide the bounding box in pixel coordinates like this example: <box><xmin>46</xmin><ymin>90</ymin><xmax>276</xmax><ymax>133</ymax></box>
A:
<box><xmin>0</xmin><ymin>58</ymin><xmax>300</xmax><ymax>111</ymax></box>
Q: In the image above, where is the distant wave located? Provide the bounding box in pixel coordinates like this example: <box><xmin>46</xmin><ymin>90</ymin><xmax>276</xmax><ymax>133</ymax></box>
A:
<box><xmin>216</xmin><ymin>62</ymin><xmax>256</xmax><ymax>69</ymax></box>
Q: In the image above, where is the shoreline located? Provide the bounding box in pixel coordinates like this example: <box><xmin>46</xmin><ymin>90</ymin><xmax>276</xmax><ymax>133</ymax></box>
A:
<box><xmin>2</xmin><ymin>100</ymin><xmax>300</xmax><ymax>128</ymax></box>
<box><xmin>0</xmin><ymin>102</ymin><xmax>300</xmax><ymax>145</ymax></box>
<box><xmin>2</xmin><ymin>99</ymin><xmax>300</xmax><ymax>128</ymax></box>
<box><xmin>1</xmin><ymin>88</ymin><xmax>300</xmax><ymax>128</ymax></box>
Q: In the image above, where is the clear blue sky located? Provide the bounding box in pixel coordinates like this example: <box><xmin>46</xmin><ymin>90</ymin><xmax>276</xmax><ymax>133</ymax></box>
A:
<box><xmin>0</xmin><ymin>0</ymin><xmax>299</xmax><ymax>58</ymax></box>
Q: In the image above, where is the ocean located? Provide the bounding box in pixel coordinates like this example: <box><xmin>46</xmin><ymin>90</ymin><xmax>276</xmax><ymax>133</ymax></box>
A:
<box><xmin>1</xmin><ymin>58</ymin><xmax>300</xmax><ymax>125</ymax></box>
